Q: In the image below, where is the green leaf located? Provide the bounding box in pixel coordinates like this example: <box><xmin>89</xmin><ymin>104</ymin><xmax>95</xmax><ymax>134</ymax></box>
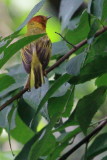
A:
<box><xmin>87</xmin><ymin>133</ymin><xmax>107</xmax><ymax>160</ymax></box>
<box><xmin>29</xmin><ymin>133</ymin><xmax>56</xmax><ymax>160</ymax></box>
<box><xmin>76</xmin><ymin>87</ymin><xmax>107</xmax><ymax>133</ymax></box>
<box><xmin>35</xmin><ymin>74</ymin><xmax>71</xmax><ymax>116</ymax></box>
<box><xmin>0</xmin><ymin>64</ymin><xmax>27</xmax><ymax>97</ymax></box>
<box><xmin>52</xmin><ymin>41</ymin><xmax>70</xmax><ymax>57</ymax></box>
<box><xmin>49</xmin><ymin>143</ymin><xmax>67</xmax><ymax>160</ymax></box>
<box><xmin>87</xmin><ymin>19</ymin><xmax>100</xmax><ymax>44</ymax></box>
<box><xmin>54</xmin><ymin>61</ymin><xmax>67</xmax><ymax>74</ymax></box>
<box><xmin>10</xmin><ymin>114</ymin><xmax>34</xmax><ymax>144</ymax></box>
<box><xmin>0</xmin><ymin>34</ymin><xmax>45</xmax><ymax>68</ymax></box>
<box><xmin>58</xmin><ymin>127</ymin><xmax>81</xmax><ymax>144</ymax></box>
<box><xmin>0</xmin><ymin>151</ymin><xmax>15</xmax><ymax>160</ymax></box>
<box><xmin>51</xmin><ymin>127</ymin><xmax>81</xmax><ymax>160</ymax></box>
<box><xmin>0</xmin><ymin>128</ymin><xmax>2</xmax><ymax>135</ymax></box>
<box><xmin>62</xmin><ymin>87</ymin><xmax>74</xmax><ymax>117</ymax></box>
<box><xmin>68</xmin><ymin>14</ymin><xmax>81</xmax><ymax>30</ymax></box>
<box><xmin>85</xmin><ymin>32</ymin><xmax>107</xmax><ymax>64</ymax></box>
<box><xmin>0</xmin><ymin>96</ymin><xmax>12</xmax><ymax>128</ymax></box>
<box><xmin>69</xmin><ymin>56</ymin><xmax>107</xmax><ymax>84</ymax></box>
<box><xmin>0</xmin><ymin>30</ymin><xmax>20</xmax><ymax>54</ymax></box>
<box><xmin>48</xmin><ymin>87</ymin><xmax>74</xmax><ymax>118</ymax></box>
<box><xmin>95</xmin><ymin>73</ymin><xmax>107</xmax><ymax>87</ymax></box>
<box><xmin>23</xmin><ymin>78</ymin><xmax>49</xmax><ymax>110</ymax></box>
<box><xmin>65</xmin><ymin>11</ymin><xmax>90</xmax><ymax>50</ymax></box>
<box><xmin>102</xmin><ymin>0</ymin><xmax>107</xmax><ymax>23</ymax></box>
<box><xmin>15</xmin><ymin>129</ymin><xmax>44</xmax><ymax>160</ymax></box>
<box><xmin>59</xmin><ymin>0</ymin><xmax>83</xmax><ymax>29</ymax></box>
<box><xmin>8</xmin><ymin>107</ymin><xmax>17</xmax><ymax>130</ymax></box>
<box><xmin>18</xmin><ymin>98</ymin><xmax>40</xmax><ymax>131</ymax></box>
<box><xmin>28</xmin><ymin>115</ymin><xmax>59</xmax><ymax>160</ymax></box>
<box><xmin>66</xmin><ymin>52</ymin><xmax>87</xmax><ymax>76</ymax></box>
<box><xmin>0</xmin><ymin>74</ymin><xmax>15</xmax><ymax>92</ymax></box>
<box><xmin>101</xmin><ymin>156</ymin><xmax>107</xmax><ymax>160</ymax></box>
<box><xmin>89</xmin><ymin>0</ymin><xmax>104</xmax><ymax>19</ymax></box>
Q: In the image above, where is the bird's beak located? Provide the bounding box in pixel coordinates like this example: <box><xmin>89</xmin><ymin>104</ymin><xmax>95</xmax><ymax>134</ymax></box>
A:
<box><xmin>47</xmin><ymin>16</ymin><xmax>52</xmax><ymax>20</ymax></box>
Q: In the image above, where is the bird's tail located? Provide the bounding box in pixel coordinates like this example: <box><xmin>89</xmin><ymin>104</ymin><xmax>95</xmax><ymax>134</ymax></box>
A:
<box><xmin>30</xmin><ymin>62</ymin><xmax>44</xmax><ymax>89</ymax></box>
<box><xmin>30</xmin><ymin>45</ymin><xmax>44</xmax><ymax>89</ymax></box>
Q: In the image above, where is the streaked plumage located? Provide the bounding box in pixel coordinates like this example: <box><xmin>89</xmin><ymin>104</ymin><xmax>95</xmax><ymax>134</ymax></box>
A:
<box><xmin>21</xmin><ymin>15</ymin><xmax>51</xmax><ymax>89</ymax></box>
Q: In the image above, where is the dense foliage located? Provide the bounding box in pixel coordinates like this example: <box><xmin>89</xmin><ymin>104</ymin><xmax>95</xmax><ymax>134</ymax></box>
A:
<box><xmin>0</xmin><ymin>0</ymin><xmax>107</xmax><ymax>159</ymax></box>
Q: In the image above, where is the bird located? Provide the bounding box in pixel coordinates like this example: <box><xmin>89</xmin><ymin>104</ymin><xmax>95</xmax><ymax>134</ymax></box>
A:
<box><xmin>21</xmin><ymin>15</ymin><xmax>52</xmax><ymax>90</ymax></box>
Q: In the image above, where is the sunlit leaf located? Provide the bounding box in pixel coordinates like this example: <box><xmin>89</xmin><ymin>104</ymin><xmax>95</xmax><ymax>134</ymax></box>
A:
<box><xmin>95</xmin><ymin>73</ymin><xmax>107</xmax><ymax>87</ymax></box>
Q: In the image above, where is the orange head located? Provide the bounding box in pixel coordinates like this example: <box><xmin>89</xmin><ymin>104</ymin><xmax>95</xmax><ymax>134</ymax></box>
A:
<box><xmin>27</xmin><ymin>15</ymin><xmax>51</xmax><ymax>33</ymax></box>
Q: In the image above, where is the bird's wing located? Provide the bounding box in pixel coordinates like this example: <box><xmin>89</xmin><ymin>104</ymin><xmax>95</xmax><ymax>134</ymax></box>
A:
<box><xmin>36</xmin><ymin>36</ymin><xmax>52</xmax><ymax>70</ymax></box>
<box><xmin>21</xmin><ymin>44</ymin><xmax>32</xmax><ymax>73</ymax></box>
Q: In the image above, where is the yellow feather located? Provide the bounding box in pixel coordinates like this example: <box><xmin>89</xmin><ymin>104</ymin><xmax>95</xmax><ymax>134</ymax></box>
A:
<box><xmin>30</xmin><ymin>66</ymin><xmax>35</xmax><ymax>88</ymax></box>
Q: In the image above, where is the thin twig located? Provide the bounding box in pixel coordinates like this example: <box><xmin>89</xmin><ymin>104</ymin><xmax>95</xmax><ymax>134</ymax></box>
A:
<box><xmin>0</xmin><ymin>26</ymin><xmax>107</xmax><ymax>111</ymax></box>
<box><xmin>55</xmin><ymin>32</ymin><xmax>77</xmax><ymax>49</ymax></box>
<box><xmin>58</xmin><ymin>119</ymin><xmax>107</xmax><ymax>160</ymax></box>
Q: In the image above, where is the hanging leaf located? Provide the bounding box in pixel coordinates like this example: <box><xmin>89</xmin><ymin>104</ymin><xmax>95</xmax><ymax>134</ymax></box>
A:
<box><xmin>89</xmin><ymin>0</ymin><xmax>104</xmax><ymax>19</ymax></box>
<box><xmin>0</xmin><ymin>74</ymin><xmax>15</xmax><ymax>92</ymax></box>
<box><xmin>35</xmin><ymin>74</ymin><xmax>71</xmax><ymax>116</ymax></box>
<box><xmin>76</xmin><ymin>87</ymin><xmax>107</xmax><ymax>133</ymax></box>
<box><xmin>48</xmin><ymin>87</ymin><xmax>74</xmax><ymax>118</ymax></box>
<box><xmin>15</xmin><ymin>129</ymin><xmax>45</xmax><ymax>160</ymax></box>
<box><xmin>59</xmin><ymin>0</ymin><xmax>83</xmax><ymax>29</ymax></box>
<box><xmin>66</xmin><ymin>52</ymin><xmax>87</xmax><ymax>76</ymax></box>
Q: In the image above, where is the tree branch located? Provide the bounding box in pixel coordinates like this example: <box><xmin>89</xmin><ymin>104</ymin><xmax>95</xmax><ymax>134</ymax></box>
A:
<box><xmin>0</xmin><ymin>88</ymin><xmax>28</xmax><ymax>111</ymax></box>
<box><xmin>59</xmin><ymin>119</ymin><xmax>107</xmax><ymax>160</ymax></box>
<box><xmin>46</xmin><ymin>26</ymin><xmax>107</xmax><ymax>73</ymax></box>
<box><xmin>0</xmin><ymin>26</ymin><xmax>107</xmax><ymax>111</ymax></box>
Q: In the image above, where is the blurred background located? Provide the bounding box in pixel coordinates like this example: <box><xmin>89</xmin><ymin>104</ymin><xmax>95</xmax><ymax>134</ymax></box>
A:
<box><xmin>0</xmin><ymin>0</ymin><xmax>107</xmax><ymax>160</ymax></box>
